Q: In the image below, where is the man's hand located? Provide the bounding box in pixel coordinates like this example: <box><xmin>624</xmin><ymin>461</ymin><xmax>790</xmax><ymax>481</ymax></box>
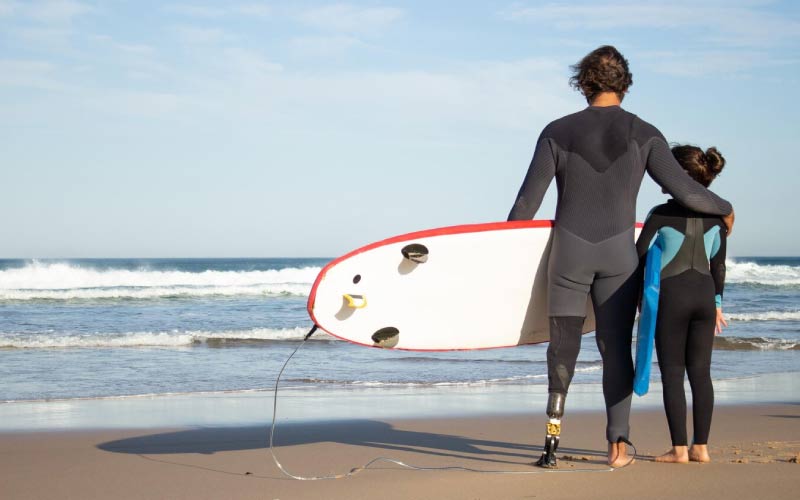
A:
<box><xmin>722</xmin><ymin>208</ymin><xmax>735</xmax><ymax>236</ymax></box>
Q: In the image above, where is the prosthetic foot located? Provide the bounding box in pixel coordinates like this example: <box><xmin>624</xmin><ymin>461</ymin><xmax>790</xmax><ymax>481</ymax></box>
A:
<box><xmin>536</xmin><ymin>393</ymin><xmax>565</xmax><ymax>468</ymax></box>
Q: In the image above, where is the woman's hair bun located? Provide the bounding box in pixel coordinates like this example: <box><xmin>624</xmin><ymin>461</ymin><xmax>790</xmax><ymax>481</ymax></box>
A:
<box><xmin>671</xmin><ymin>144</ymin><xmax>726</xmax><ymax>187</ymax></box>
<box><xmin>704</xmin><ymin>147</ymin><xmax>725</xmax><ymax>175</ymax></box>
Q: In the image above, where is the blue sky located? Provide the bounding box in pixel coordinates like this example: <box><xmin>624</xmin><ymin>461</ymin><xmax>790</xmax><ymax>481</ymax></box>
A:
<box><xmin>1</xmin><ymin>0</ymin><xmax>798</xmax><ymax>257</ymax></box>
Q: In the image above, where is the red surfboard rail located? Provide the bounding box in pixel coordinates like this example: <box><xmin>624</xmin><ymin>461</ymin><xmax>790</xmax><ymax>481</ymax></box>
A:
<box><xmin>307</xmin><ymin>220</ymin><xmax>645</xmax><ymax>328</ymax></box>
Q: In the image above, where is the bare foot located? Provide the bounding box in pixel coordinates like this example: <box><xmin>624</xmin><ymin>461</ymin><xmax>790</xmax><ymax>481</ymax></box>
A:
<box><xmin>689</xmin><ymin>444</ymin><xmax>711</xmax><ymax>463</ymax></box>
<box><xmin>608</xmin><ymin>441</ymin><xmax>633</xmax><ymax>467</ymax></box>
<box><xmin>655</xmin><ymin>446</ymin><xmax>689</xmax><ymax>464</ymax></box>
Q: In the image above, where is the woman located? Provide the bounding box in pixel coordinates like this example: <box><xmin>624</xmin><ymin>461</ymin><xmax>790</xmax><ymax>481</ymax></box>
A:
<box><xmin>507</xmin><ymin>46</ymin><xmax>734</xmax><ymax>467</ymax></box>
<box><xmin>636</xmin><ymin>146</ymin><xmax>728</xmax><ymax>464</ymax></box>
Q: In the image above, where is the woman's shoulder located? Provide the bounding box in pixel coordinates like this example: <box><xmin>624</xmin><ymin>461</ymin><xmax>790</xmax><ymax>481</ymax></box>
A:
<box><xmin>659</xmin><ymin>200</ymin><xmax>727</xmax><ymax>227</ymax></box>
<box><xmin>647</xmin><ymin>202</ymin><xmax>674</xmax><ymax>217</ymax></box>
<box><xmin>645</xmin><ymin>201</ymin><xmax>695</xmax><ymax>225</ymax></box>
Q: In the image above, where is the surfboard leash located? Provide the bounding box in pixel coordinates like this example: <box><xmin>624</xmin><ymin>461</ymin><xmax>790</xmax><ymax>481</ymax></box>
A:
<box><xmin>268</xmin><ymin>326</ymin><xmax>635</xmax><ymax>480</ymax></box>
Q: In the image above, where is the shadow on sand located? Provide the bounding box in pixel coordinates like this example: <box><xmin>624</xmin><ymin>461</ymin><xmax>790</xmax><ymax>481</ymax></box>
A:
<box><xmin>97</xmin><ymin>419</ymin><xmax>609</xmax><ymax>468</ymax></box>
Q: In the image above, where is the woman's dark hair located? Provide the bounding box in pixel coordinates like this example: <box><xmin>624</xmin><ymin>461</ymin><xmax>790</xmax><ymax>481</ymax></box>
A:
<box><xmin>569</xmin><ymin>45</ymin><xmax>633</xmax><ymax>104</ymax></box>
<box><xmin>671</xmin><ymin>145</ymin><xmax>726</xmax><ymax>187</ymax></box>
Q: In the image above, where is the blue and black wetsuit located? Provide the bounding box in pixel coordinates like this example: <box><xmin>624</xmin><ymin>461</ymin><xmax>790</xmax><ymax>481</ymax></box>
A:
<box><xmin>508</xmin><ymin>105</ymin><xmax>731</xmax><ymax>442</ymax></box>
<box><xmin>636</xmin><ymin>200</ymin><xmax>727</xmax><ymax>446</ymax></box>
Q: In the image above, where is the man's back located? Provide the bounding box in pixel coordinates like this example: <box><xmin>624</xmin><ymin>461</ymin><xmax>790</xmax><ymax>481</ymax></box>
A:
<box><xmin>508</xmin><ymin>106</ymin><xmax>731</xmax><ymax>242</ymax></box>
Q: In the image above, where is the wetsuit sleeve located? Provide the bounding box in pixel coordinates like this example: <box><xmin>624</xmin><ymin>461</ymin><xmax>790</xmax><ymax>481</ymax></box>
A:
<box><xmin>710</xmin><ymin>223</ymin><xmax>727</xmax><ymax>307</ymax></box>
<box><xmin>645</xmin><ymin>137</ymin><xmax>732</xmax><ymax>216</ymax></box>
<box><xmin>636</xmin><ymin>210</ymin><xmax>661</xmax><ymax>261</ymax></box>
<box><xmin>635</xmin><ymin>210</ymin><xmax>662</xmax><ymax>302</ymax></box>
<box><xmin>507</xmin><ymin>137</ymin><xmax>557</xmax><ymax>221</ymax></box>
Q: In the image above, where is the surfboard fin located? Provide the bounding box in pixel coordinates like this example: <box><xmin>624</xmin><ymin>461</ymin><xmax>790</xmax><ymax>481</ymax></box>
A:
<box><xmin>343</xmin><ymin>294</ymin><xmax>367</xmax><ymax>309</ymax></box>
<box><xmin>371</xmin><ymin>327</ymin><xmax>399</xmax><ymax>348</ymax></box>
<box><xmin>401</xmin><ymin>243</ymin><xmax>428</xmax><ymax>264</ymax></box>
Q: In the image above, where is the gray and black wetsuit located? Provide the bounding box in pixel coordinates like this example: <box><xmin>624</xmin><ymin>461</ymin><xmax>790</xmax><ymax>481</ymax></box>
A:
<box><xmin>508</xmin><ymin>105</ymin><xmax>731</xmax><ymax>442</ymax></box>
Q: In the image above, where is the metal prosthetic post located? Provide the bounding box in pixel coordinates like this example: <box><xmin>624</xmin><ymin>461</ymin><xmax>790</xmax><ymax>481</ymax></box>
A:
<box><xmin>536</xmin><ymin>392</ymin><xmax>565</xmax><ymax>468</ymax></box>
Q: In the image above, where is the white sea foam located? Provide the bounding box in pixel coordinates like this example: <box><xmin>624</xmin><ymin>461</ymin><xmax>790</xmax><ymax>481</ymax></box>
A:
<box><xmin>728</xmin><ymin>311</ymin><xmax>800</xmax><ymax>322</ymax></box>
<box><xmin>0</xmin><ymin>327</ymin><xmax>334</xmax><ymax>349</ymax></box>
<box><xmin>0</xmin><ymin>261</ymin><xmax>320</xmax><ymax>300</ymax></box>
<box><xmin>0</xmin><ymin>284</ymin><xmax>311</xmax><ymax>300</ymax></box>
<box><xmin>713</xmin><ymin>336</ymin><xmax>799</xmax><ymax>351</ymax></box>
<box><xmin>726</xmin><ymin>260</ymin><xmax>800</xmax><ymax>286</ymax></box>
<box><xmin>2</xmin><ymin>388</ymin><xmax>271</xmax><ymax>404</ymax></box>
<box><xmin>286</xmin><ymin>365</ymin><xmax>601</xmax><ymax>388</ymax></box>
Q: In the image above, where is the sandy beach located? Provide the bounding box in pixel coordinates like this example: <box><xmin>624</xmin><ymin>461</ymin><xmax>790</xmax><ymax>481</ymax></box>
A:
<box><xmin>1</xmin><ymin>402</ymin><xmax>798</xmax><ymax>500</ymax></box>
<box><xmin>2</xmin><ymin>257</ymin><xmax>797</xmax><ymax>500</ymax></box>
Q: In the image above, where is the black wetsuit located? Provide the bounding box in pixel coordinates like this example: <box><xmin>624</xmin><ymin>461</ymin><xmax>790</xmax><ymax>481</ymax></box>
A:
<box><xmin>508</xmin><ymin>105</ymin><xmax>731</xmax><ymax>442</ymax></box>
<box><xmin>636</xmin><ymin>200</ymin><xmax>727</xmax><ymax>446</ymax></box>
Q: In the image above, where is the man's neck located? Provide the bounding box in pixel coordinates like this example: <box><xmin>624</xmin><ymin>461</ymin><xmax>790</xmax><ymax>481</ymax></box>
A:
<box><xmin>590</xmin><ymin>92</ymin><xmax>622</xmax><ymax>107</ymax></box>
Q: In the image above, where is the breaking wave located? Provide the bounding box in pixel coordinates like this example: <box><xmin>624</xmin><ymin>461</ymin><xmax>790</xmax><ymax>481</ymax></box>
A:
<box><xmin>0</xmin><ymin>327</ymin><xmax>334</xmax><ymax>349</ymax></box>
<box><xmin>726</xmin><ymin>260</ymin><xmax>800</xmax><ymax>287</ymax></box>
<box><xmin>713</xmin><ymin>336</ymin><xmax>800</xmax><ymax>351</ymax></box>
<box><xmin>0</xmin><ymin>261</ymin><xmax>319</xmax><ymax>300</ymax></box>
<box><xmin>727</xmin><ymin>311</ymin><xmax>800</xmax><ymax>322</ymax></box>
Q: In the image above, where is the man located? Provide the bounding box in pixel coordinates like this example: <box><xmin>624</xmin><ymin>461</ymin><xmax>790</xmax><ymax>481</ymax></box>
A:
<box><xmin>508</xmin><ymin>45</ymin><xmax>734</xmax><ymax>467</ymax></box>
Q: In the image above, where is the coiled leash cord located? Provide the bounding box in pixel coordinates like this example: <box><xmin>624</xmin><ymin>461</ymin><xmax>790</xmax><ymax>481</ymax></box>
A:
<box><xmin>268</xmin><ymin>326</ymin><xmax>636</xmax><ymax>480</ymax></box>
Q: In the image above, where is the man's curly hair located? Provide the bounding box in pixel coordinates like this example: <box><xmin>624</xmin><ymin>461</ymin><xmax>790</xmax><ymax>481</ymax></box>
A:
<box><xmin>569</xmin><ymin>46</ymin><xmax>633</xmax><ymax>104</ymax></box>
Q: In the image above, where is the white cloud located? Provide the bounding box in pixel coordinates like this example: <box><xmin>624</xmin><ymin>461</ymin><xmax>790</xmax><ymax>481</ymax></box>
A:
<box><xmin>639</xmin><ymin>49</ymin><xmax>785</xmax><ymax>77</ymax></box>
<box><xmin>26</xmin><ymin>0</ymin><xmax>90</xmax><ymax>23</ymax></box>
<box><xmin>85</xmin><ymin>90</ymin><xmax>184</xmax><ymax>117</ymax></box>
<box><xmin>87</xmin><ymin>35</ymin><xmax>156</xmax><ymax>56</ymax></box>
<box><xmin>0</xmin><ymin>0</ymin><xmax>19</xmax><ymax>17</ymax></box>
<box><xmin>68</xmin><ymin>43</ymin><xmax>567</xmax><ymax>131</ymax></box>
<box><xmin>222</xmin><ymin>47</ymin><xmax>283</xmax><ymax>75</ymax></box>
<box><xmin>504</xmin><ymin>2</ymin><xmax>694</xmax><ymax>29</ymax></box>
<box><xmin>0</xmin><ymin>59</ymin><xmax>64</xmax><ymax>90</ymax></box>
<box><xmin>119</xmin><ymin>57</ymin><xmax>176</xmax><ymax>81</ymax></box>
<box><xmin>235</xmin><ymin>3</ymin><xmax>271</xmax><ymax>18</ymax></box>
<box><xmin>165</xmin><ymin>3</ymin><xmax>271</xmax><ymax>18</ymax></box>
<box><xmin>11</xmin><ymin>26</ymin><xmax>73</xmax><ymax>46</ymax></box>
<box><xmin>165</xmin><ymin>4</ymin><xmax>226</xmax><ymax>18</ymax></box>
<box><xmin>115</xmin><ymin>43</ymin><xmax>155</xmax><ymax>55</ymax></box>
<box><xmin>173</xmin><ymin>25</ymin><xmax>226</xmax><ymax>44</ymax></box>
<box><xmin>89</xmin><ymin>35</ymin><xmax>155</xmax><ymax>56</ymax></box>
<box><xmin>289</xmin><ymin>35</ymin><xmax>363</xmax><ymax>57</ymax></box>
<box><xmin>75</xmin><ymin>34</ymin><xmax>173</xmax><ymax>84</ymax></box>
<box><xmin>188</xmin><ymin>55</ymin><xmax>571</xmax><ymax>133</ymax></box>
<box><xmin>298</xmin><ymin>4</ymin><xmax>405</xmax><ymax>34</ymax></box>
<box><xmin>502</xmin><ymin>1</ymin><xmax>800</xmax><ymax>47</ymax></box>
<box><xmin>0</xmin><ymin>0</ymin><xmax>91</xmax><ymax>24</ymax></box>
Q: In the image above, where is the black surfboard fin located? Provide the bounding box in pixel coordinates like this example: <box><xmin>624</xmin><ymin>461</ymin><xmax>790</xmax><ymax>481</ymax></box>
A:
<box><xmin>371</xmin><ymin>327</ymin><xmax>400</xmax><ymax>348</ymax></box>
<box><xmin>401</xmin><ymin>243</ymin><xmax>428</xmax><ymax>264</ymax></box>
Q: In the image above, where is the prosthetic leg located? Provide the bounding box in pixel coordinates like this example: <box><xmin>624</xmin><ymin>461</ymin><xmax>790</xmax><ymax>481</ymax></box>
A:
<box><xmin>536</xmin><ymin>316</ymin><xmax>581</xmax><ymax>468</ymax></box>
<box><xmin>536</xmin><ymin>392</ymin><xmax>565</xmax><ymax>468</ymax></box>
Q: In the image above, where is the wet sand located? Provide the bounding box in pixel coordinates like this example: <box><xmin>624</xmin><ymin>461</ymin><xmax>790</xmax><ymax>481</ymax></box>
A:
<box><xmin>1</xmin><ymin>403</ymin><xmax>798</xmax><ymax>499</ymax></box>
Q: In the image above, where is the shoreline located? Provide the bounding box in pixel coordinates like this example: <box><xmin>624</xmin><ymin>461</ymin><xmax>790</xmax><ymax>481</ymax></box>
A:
<box><xmin>1</xmin><ymin>403</ymin><xmax>798</xmax><ymax>499</ymax></box>
<box><xmin>1</xmin><ymin>372</ymin><xmax>797</xmax><ymax>432</ymax></box>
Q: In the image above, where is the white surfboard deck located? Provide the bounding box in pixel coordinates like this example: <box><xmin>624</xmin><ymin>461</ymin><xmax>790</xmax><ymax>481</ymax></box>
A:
<box><xmin>308</xmin><ymin>221</ymin><xmax>641</xmax><ymax>351</ymax></box>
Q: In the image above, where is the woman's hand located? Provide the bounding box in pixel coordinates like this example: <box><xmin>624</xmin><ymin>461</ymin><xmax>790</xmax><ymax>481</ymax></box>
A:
<box><xmin>715</xmin><ymin>308</ymin><xmax>728</xmax><ymax>335</ymax></box>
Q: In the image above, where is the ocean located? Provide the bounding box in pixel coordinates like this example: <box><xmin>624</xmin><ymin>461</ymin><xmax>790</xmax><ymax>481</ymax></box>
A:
<box><xmin>0</xmin><ymin>257</ymin><xmax>798</xmax><ymax>403</ymax></box>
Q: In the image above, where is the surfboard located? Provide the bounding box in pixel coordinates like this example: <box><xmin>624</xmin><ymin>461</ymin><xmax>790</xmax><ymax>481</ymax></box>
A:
<box><xmin>308</xmin><ymin>221</ymin><xmax>642</xmax><ymax>351</ymax></box>
<box><xmin>633</xmin><ymin>242</ymin><xmax>662</xmax><ymax>396</ymax></box>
